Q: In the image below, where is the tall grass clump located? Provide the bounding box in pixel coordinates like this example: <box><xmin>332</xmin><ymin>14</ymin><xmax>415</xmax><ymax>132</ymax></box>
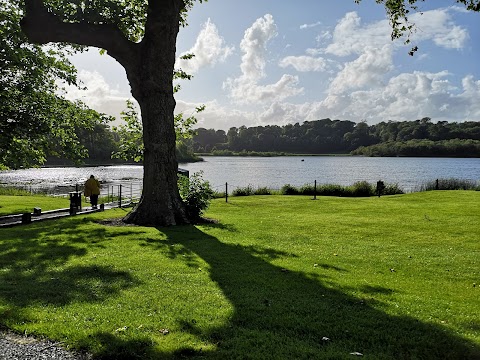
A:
<box><xmin>280</xmin><ymin>181</ymin><xmax>403</xmax><ymax>197</ymax></box>
<box><xmin>253</xmin><ymin>187</ymin><xmax>272</xmax><ymax>195</ymax></box>
<box><xmin>418</xmin><ymin>178</ymin><xmax>479</xmax><ymax>192</ymax></box>
<box><xmin>0</xmin><ymin>186</ymin><xmax>34</xmax><ymax>196</ymax></box>
<box><xmin>232</xmin><ymin>185</ymin><xmax>255</xmax><ymax>196</ymax></box>
<box><xmin>346</xmin><ymin>181</ymin><xmax>375</xmax><ymax>197</ymax></box>
<box><xmin>317</xmin><ymin>184</ymin><xmax>347</xmax><ymax>197</ymax></box>
<box><xmin>280</xmin><ymin>184</ymin><xmax>300</xmax><ymax>195</ymax></box>
<box><xmin>212</xmin><ymin>191</ymin><xmax>226</xmax><ymax>199</ymax></box>
<box><xmin>383</xmin><ymin>183</ymin><xmax>404</xmax><ymax>195</ymax></box>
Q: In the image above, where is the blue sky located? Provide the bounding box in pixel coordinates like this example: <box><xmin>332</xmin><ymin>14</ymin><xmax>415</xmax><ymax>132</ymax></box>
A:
<box><xmin>66</xmin><ymin>0</ymin><xmax>480</xmax><ymax>130</ymax></box>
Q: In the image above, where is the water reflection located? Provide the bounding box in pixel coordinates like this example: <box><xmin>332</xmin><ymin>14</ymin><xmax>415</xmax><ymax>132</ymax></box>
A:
<box><xmin>0</xmin><ymin>165</ymin><xmax>143</xmax><ymax>193</ymax></box>
<box><xmin>0</xmin><ymin>157</ymin><xmax>479</xmax><ymax>194</ymax></box>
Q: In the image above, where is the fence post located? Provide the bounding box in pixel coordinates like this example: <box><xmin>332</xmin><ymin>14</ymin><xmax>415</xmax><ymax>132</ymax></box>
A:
<box><xmin>118</xmin><ymin>185</ymin><xmax>122</xmax><ymax>208</ymax></box>
<box><xmin>313</xmin><ymin>180</ymin><xmax>317</xmax><ymax>200</ymax></box>
<box><xmin>226</xmin><ymin>182</ymin><xmax>228</xmax><ymax>203</ymax></box>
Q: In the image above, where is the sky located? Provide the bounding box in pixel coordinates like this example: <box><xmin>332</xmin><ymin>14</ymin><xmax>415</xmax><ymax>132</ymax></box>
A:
<box><xmin>64</xmin><ymin>0</ymin><xmax>480</xmax><ymax>130</ymax></box>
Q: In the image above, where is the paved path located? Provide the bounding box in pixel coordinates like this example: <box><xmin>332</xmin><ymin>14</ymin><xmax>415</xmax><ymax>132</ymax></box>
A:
<box><xmin>0</xmin><ymin>203</ymin><xmax>125</xmax><ymax>228</ymax></box>
<box><xmin>0</xmin><ymin>331</ymin><xmax>90</xmax><ymax>360</ymax></box>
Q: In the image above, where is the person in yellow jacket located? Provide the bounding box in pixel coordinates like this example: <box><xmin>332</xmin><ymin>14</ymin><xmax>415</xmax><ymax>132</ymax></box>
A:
<box><xmin>84</xmin><ymin>175</ymin><xmax>101</xmax><ymax>209</ymax></box>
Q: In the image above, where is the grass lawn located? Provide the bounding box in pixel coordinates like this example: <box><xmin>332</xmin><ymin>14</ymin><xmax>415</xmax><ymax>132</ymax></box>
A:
<box><xmin>0</xmin><ymin>195</ymin><xmax>70</xmax><ymax>216</ymax></box>
<box><xmin>0</xmin><ymin>191</ymin><xmax>479</xmax><ymax>359</ymax></box>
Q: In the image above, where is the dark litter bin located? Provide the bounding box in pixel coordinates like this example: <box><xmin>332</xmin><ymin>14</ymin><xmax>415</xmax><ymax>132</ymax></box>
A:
<box><xmin>22</xmin><ymin>213</ymin><xmax>32</xmax><ymax>224</ymax></box>
<box><xmin>376</xmin><ymin>180</ymin><xmax>385</xmax><ymax>197</ymax></box>
<box><xmin>69</xmin><ymin>191</ymin><xmax>82</xmax><ymax>214</ymax></box>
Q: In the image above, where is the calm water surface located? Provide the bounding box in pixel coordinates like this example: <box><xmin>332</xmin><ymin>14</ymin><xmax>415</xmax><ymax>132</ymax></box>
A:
<box><xmin>0</xmin><ymin>156</ymin><xmax>479</xmax><ymax>193</ymax></box>
<box><xmin>183</xmin><ymin>156</ymin><xmax>480</xmax><ymax>192</ymax></box>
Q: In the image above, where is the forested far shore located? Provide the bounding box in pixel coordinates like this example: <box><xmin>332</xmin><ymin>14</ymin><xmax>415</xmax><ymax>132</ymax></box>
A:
<box><xmin>38</xmin><ymin>117</ymin><xmax>480</xmax><ymax>167</ymax></box>
<box><xmin>188</xmin><ymin>117</ymin><xmax>480</xmax><ymax>157</ymax></box>
<box><xmin>352</xmin><ymin>139</ymin><xmax>480</xmax><ymax>157</ymax></box>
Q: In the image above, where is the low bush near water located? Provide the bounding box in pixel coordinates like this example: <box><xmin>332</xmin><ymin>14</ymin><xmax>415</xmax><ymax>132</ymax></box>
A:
<box><xmin>178</xmin><ymin>172</ymin><xmax>214</xmax><ymax>220</ymax></box>
<box><xmin>278</xmin><ymin>181</ymin><xmax>403</xmax><ymax>197</ymax></box>
<box><xmin>0</xmin><ymin>186</ymin><xmax>33</xmax><ymax>196</ymax></box>
<box><xmin>232</xmin><ymin>185</ymin><xmax>255</xmax><ymax>196</ymax></box>
<box><xmin>348</xmin><ymin>181</ymin><xmax>375</xmax><ymax>197</ymax></box>
<box><xmin>254</xmin><ymin>187</ymin><xmax>272</xmax><ymax>195</ymax></box>
<box><xmin>418</xmin><ymin>178</ymin><xmax>479</xmax><ymax>191</ymax></box>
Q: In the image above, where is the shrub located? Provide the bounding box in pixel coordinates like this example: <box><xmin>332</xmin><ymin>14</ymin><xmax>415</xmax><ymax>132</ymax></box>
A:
<box><xmin>419</xmin><ymin>178</ymin><xmax>478</xmax><ymax>191</ymax></box>
<box><xmin>317</xmin><ymin>184</ymin><xmax>346</xmax><ymax>197</ymax></box>
<box><xmin>232</xmin><ymin>185</ymin><xmax>255</xmax><ymax>196</ymax></box>
<box><xmin>443</xmin><ymin>178</ymin><xmax>475</xmax><ymax>190</ymax></box>
<box><xmin>298</xmin><ymin>184</ymin><xmax>315</xmax><ymax>196</ymax></box>
<box><xmin>383</xmin><ymin>183</ymin><xmax>404</xmax><ymax>195</ymax></box>
<box><xmin>281</xmin><ymin>184</ymin><xmax>300</xmax><ymax>195</ymax></box>
<box><xmin>212</xmin><ymin>191</ymin><xmax>226</xmax><ymax>199</ymax></box>
<box><xmin>178</xmin><ymin>172</ymin><xmax>214</xmax><ymax>221</ymax></box>
<box><xmin>348</xmin><ymin>181</ymin><xmax>375</xmax><ymax>197</ymax></box>
<box><xmin>254</xmin><ymin>187</ymin><xmax>272</xmax><ymax>195</ymax></box>
<box><xmin>279</xmin><ymin>181</ymin><xmax>403</xmax><ymax>197</ymax></box>
<box><xmin>0</xmin><ymin>186</ymin><xmax>33</xmax><ymax>196</ymax></box>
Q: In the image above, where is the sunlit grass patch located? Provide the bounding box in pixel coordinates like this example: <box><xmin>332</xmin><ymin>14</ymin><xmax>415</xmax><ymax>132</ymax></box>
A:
<box><xmin>0</xmin><ymin>192</ymin><xmax>479</xmax><ymax>359</ymax></box>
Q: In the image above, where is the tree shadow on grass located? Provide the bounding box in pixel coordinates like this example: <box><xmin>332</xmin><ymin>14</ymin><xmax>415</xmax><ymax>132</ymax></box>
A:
<box><xmin>0</xmin><ymin>217</ymin><xmax>142</xmax><ymax>321</ymax></box>
<box><xmin>146</xmin><ymin>225</ymin><xmax>480</xmax><ymax>360</ymax></box>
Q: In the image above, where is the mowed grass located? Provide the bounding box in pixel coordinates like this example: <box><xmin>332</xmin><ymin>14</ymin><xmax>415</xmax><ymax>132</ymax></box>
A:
<box><xmin>0</xmin><ymin>195</ymin><xmax>70</xmax><ymax>216</ymax></box>
<box><xmin>0</xmin><ymin>192</ymin><xmax>479</xmax><ymax>359</ymax></box>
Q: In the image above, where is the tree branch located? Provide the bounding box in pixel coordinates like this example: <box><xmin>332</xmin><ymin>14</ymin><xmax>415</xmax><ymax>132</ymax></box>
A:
<box><xmin>20</xmin><ymin>0</ymin><xmax>138</xmax><ymax>68</ymax></box>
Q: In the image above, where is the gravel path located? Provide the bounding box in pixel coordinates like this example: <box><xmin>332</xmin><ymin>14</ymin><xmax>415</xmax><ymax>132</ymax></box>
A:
<box><xmin>0</xmin><ymin>331</ymin><xmax>90</xmax><ymax>360</ymax></box>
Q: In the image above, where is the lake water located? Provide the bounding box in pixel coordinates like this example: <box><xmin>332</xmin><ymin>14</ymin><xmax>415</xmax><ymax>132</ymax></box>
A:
<box><xmin>0</xmin><ymin>156</ymin><xmax>479</xmax><ymax>194</ymax></box>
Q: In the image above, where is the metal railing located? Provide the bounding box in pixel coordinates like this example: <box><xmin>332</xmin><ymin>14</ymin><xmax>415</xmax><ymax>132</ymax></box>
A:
<box><xmin>103</xmin><ymin>181</ymin><xmax>143</xmax><ymax>208</ymax></box>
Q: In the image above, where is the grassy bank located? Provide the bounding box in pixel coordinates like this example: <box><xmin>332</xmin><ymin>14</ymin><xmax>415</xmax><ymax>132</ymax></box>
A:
<box><xmin>0</xmin><ymin>192</ymin><xmax>479</xmax><ymax>359</ymax></box>
<box><xmin>0</xmin><ymin>194</ymin><xmax>69</xmax><ymax>216</ymax></box>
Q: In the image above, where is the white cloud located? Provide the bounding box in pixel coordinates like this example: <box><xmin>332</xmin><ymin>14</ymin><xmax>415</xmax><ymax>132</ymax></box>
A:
<box><xmin>175</xmin><ymin>99</ymin><xmax>257</xmax><ymax>130</ymax></box>
<box><xmin>321</xmin><ymin>8</ymin><xmax>469</xmax><ymax>58</ymax></box>
<box><xmin>279</xmin><ymin>55</ymin><xmax>329</xmax><ymax>72</ymax></box>
<box><xmin>313</xmin><ymin>70</ymin><xmax>480</xmax><ymax>123</ymax></box>
<box><xmin>300</xmin><ymin>21</ymin><xmax>322</xmax><ymax>30</ymax></box>
<box><xmin>176</xmin><ymin>18</ymin><xmax>234</xmax><ymax>74</ymax></box>
<box><xmin>62</xmin><ymin>70</ymin><xmax>132</xmax><ymax>124</ymax></box>
<box><xmin>224</xmin><ymin>14</ymin><xmax>303</xmax><ymax>103</ymax></box>
<box><xmin>410</xmin><ymin>9</ymin><xmax>469</xmax><ymax>49</ymax></box>
<box><xmin>239</xmin><ymin>14</ymin><xmax>277</xmax><ymax>80</ymax></box>
<box><xmin>328</xmin><ymin>45</ymin><xmax>393</xmax><ymax>94</ymax></box>
<box><xmin>324</xmin><ymin>12</ymin><xmax>391</xmax><ymax>57</ymax></box>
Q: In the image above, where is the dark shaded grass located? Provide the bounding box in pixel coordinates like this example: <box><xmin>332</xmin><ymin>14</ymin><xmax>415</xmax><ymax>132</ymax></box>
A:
<box><xmin>0</xmin><ymin>194</ymin><xmax>479</xmax><ymax>359</ymax></box>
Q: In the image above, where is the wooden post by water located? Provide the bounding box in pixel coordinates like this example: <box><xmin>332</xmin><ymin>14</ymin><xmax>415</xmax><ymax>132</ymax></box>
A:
<box><xmin>225</xmin><ymin>182</ymin><xmax>228</xmax><ymax>203</ymax></box>
<box><xmin>313</xmin><ymin>180</ymin><xmax>317</xmax><ymax>200</ymax></box>
<box><xmin>118</xmin><ymin>184</ymin><xmax>122</xmax><ymax>208</ymax></box>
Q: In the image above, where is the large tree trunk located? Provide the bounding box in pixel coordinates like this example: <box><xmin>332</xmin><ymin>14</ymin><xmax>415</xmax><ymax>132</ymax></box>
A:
<box><xmin>123</xmin><ymin>72</ymin><xmax>189</xmax><ymax>226</ymax></box>
<box><xmin>123</xmin><ymin>1</ymin><xmax>189</xmax><ymax>226</ymax></box>
<box><xmin>20</xmin><ymin>0</ymin><xmax>189</xmax><ymax>226</ymax></box>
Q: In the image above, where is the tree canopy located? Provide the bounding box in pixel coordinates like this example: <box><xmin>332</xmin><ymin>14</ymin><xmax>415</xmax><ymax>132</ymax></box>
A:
<box><xmin>0</xmin><ymin>1</ymin><xmax>111</xmax><ymax>169</ymax></box>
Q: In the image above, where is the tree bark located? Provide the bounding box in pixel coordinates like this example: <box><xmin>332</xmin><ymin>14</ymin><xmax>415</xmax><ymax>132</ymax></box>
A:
<box><xmin>21</xmin><ymin>0</ymin><xmax>189</xmax><ymax>226</ymax></box>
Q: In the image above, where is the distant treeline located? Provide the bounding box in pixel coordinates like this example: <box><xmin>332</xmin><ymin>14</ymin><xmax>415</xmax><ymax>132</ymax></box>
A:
<box><xmin>46</xmin><ymin>122</ymin><xmax>201</xmax><ymax>165</ymax></box>
<box><xmin>188</xmin><ymin>117</ymin><xmax>480</xmax><ymax>157</ymax></box>
<box><xmin>47</xmin><ymin>117</ymin><xmax>480</xmax><ymax>165</ymax></box>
